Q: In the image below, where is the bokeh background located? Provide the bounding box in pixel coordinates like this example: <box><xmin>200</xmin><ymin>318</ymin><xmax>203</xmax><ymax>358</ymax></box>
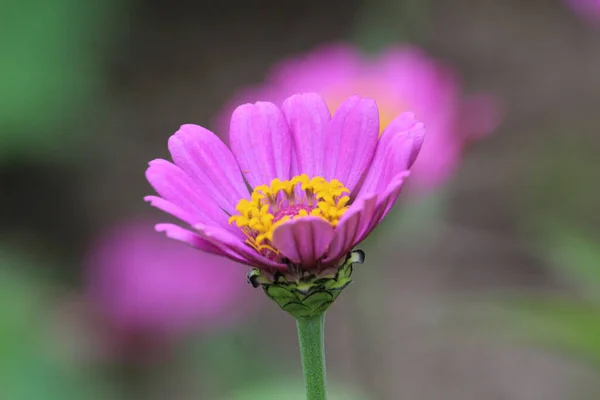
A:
<box><xmin>1</xmin><ymin>0</ymin><xmax>600</xmax><ymax>399</ymax></box>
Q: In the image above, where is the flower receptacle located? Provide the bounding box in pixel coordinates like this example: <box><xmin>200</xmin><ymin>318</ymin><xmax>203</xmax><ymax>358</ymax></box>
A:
<box><xmin>247</xmin><ymin>250</ymin><xmax>365</xmax><ymax>319</ymax></box>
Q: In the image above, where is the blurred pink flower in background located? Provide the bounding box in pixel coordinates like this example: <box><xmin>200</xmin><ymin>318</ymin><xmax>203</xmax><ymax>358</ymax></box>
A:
<box><xmin>567</xmin><ymin>0</ymin><xmax>600</xmax><ymax>25</ymax></box>
<box><xmin>217</xmin><ymin>44</ymin><xmax>501</xmax><ymax>194</ymax></box>
<box><xmin>86</xmin><ymin>220</ymin><xmax>251</xmax><ymax>339</ymax></box>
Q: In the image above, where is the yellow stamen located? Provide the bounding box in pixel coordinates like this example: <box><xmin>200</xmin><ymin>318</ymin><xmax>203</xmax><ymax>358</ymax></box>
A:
<box><xmin>229</xmin><ymin>175</ymin><xmax>350</xmax><ymax>257</ymax></box>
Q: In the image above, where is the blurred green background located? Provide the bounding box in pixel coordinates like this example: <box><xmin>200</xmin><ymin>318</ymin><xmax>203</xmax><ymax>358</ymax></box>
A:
<box><xmin>1</xmin><ymin>0</ymin><xmax>600</xmax><ymax>399</ymax></box>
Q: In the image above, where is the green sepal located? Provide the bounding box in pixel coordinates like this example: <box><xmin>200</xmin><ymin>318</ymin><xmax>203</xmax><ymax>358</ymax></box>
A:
<box><xmin>247</xmin><ymin>250</ymin><xmax>365</xmax><ymax>319</ymax></box>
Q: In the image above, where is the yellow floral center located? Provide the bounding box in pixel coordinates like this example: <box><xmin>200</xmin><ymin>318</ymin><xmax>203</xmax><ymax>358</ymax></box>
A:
<box><xmin>229</xmin><ymin>174</ymin><xmax>350</xmax><ymax>257</ymax></box>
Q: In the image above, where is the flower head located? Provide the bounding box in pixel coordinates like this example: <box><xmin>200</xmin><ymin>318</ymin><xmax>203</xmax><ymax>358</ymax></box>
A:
<box><xmin>146</xmin><ymin>93</ymin><xmax>424</xmax><ymax>273</ymax></box>
<box><xmin>217</xmin><ymin>44</ymin><xmax>500</xmax><ymax>193</ymax></box>
<box><xmin>86</xmin><ymin>221</ymin><xmax>250</xmax><ymax>336</ymax></box>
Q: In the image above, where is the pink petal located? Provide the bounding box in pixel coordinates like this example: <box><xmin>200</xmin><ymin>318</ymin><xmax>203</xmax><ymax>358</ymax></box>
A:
<box><xmin>380</xmin><ymin>112</ymin><xmax>425</xmax><ymax>169</ymax></box>
<box><xmin>168</xmin><ymin>124</ymin><xmax>248</xmax><ymax>215</ymax></box>
<box><xmin>325</xmin><ymin>173</ymin><xmax>410</xmax><ymax>263</ymax></box>
<box><xmin>144</xmin><ymin>196</ymin><xmax>196</xmax><ymax>226</ymax></box>
<box><xmin>282</xmin><ymin>93</ymin><xmax>331</xmax><ymax>177</ymax></box>
<box><xmin>212</xmin><ymin>43</ymin><xmax>361</xmax><ymax>142</ymax></box>
<box><xmin>355</xmin><ymin>112</ymin><xmax>421</xmax><ymax>197</ymax></box>
<box><xmin>357</xmin><ymin>115</ymin><xmax>425</xmax><ymax>199</ymax></box>
<box><xmin>271</xmin><ymin>217</ymin><xmax>335</xmax><ymax>268</ymax></box>
<box><xmin>146</xmin><ymin>159</ymin><xmax>230</xmax><ymax>230</ymax></box>
<box><xmin>195</xmin><ymin>223</ymin><xmax>287</xmax><ymax>270</ymax></box>
<box><xmin>155</xmin><ymin>223</ymin><xmax>228</xmax><ymax>257</ymax></box>
<box><xmin>229</xmin><ymin>101</ymin><xmax>292</xmax><ymax>188</ymax></box>
<box><xmin>323</xmin><ymin>203</ymin><xmax>363</xmax><ymax>264</ymax></box>
<box><xmin>323</xmin><ymin>96</ymin><xmax>379</xmax><ymax>194</ymax></box>
<box><xmin>378</xmin><ymin>129</ymin><xmax>424</xmax><ymax>192</ymax></box>
<box><xmin>355</xmin><ymin>173</ymin><xmax>409</xmax><ymax>244</ymax></box>
<box><xmin>324</xmin><ymin>194</ymin><xmax>378</xmax><ymax>264</ymax></box>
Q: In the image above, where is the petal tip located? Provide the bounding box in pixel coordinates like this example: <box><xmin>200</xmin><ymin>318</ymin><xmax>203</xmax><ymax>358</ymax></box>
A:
<box><xmin>283</xmin><ymin>92</ymin><xmax>325</xmax><ymax>103</ymax></box>
<box><xmin>154</xmin><ymin>223</ymin><xmax>168</xmax><ymax>233</ymax></box>
<box><xmin>147</xmin><ymin>158</ymin><xmax>166</xmax><ymax>168</ymax></box>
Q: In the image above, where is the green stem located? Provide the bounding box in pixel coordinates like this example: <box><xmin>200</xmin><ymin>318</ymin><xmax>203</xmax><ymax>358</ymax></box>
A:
<box><xmin>296</xmin><ymin>313</ymin><xmax>327</xmax><ymax>400</ymax></box>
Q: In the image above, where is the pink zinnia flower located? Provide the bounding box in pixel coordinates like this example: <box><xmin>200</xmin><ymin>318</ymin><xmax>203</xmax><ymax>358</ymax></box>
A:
<box><xmin>86</xmin><ymin>221</ymin><xmax>250</xmax><ymax>337</ymax></box>
<box><xmin>217</xmin><ymin>44</ymin><xmax>500</xmax><ymax>193</ymax></box>
<box><xmin>567</xmin><ymin>0</ymin><xmax>600</xmax><ymax>25</ymax></box>
<box><xmin>145</xmin><ymin>93</ymin><xmax>424</xmax><ymax>272</ymax></box>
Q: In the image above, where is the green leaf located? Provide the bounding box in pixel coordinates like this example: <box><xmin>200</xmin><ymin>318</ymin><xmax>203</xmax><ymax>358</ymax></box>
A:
<box><xmin>500</xmin><ymin>296</ymin><xmax>600</xmax><ymax>367</ymax></box>
<box><xmin>283</xmin><ymin>303</ymin><xmax>311</xmax><ymax>318</ymax></box>
<box><xmin>302</xmin><ymin>291</ymin><xmax>334</xmax><ymax>311</ymax></box>
<box><xmin>266</xmin><ymin>286</ymin><xmax>299</xmax><ymax>303</ymax></box>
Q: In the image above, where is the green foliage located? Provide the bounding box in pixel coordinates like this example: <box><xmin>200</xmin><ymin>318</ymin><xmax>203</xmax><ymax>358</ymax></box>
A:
<box><xmin>506</xmin><ymin>135</ymin><xmax>600</xmax><ymax>372</ymax></box>
<box><xmin>501</xmin><ymin>296</ymin><xmax>600</xmax><ymax>367</ymax></box>
<box><xmin>353</xmin><ymin>0</ymin><xmax>431</xmax><ymax>51</ymax></box>
<box><xmin>0</xmin><ymin>0</ymin><xmax>123</xmax><ymax>155</ymax></box>
<box><xmin>0</xmin><ymin>251</ymin><xmax>115</xmax><ymax>400</ymax></box>
<box><xmin>539</xmin><ymin>225</ymin><xmax>600</xmax><ymax>298</ymax></box>
<box><xmin>501</xmin><ymin>229</ymin><xmax>600</xmax><ymax>371</ymax></box>
<box><xmin>526</xmin><ymin>135</ymin><xmax>600</xmax><ymax>243</ymax></box>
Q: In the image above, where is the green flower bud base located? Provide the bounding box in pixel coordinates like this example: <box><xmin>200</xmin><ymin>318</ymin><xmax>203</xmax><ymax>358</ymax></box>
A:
<box><xmin>247</xmin><ymin>249</ymin><xmax>365</xmax><ymax>319</ymax></box>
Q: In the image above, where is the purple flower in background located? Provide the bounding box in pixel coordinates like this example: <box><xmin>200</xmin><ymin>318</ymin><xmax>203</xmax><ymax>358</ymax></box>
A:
<box><xmin>86</xmin><ymin>221</ymin><xmax>250</xmax><ymax>337</ymax></box>
<box><xmin>217</xmin><ymin>44</ymin><xmax>501</xmax><ymax>193</ymax></box>
<box><xmin>145</xmin><ymin>92</ymin><xmax>424</xmax><ymax>272</ymax></box>
<box><xmin>567</xmin><ymin>0</ymin><xmax>600</xmax><ymax>25</ymax></box>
